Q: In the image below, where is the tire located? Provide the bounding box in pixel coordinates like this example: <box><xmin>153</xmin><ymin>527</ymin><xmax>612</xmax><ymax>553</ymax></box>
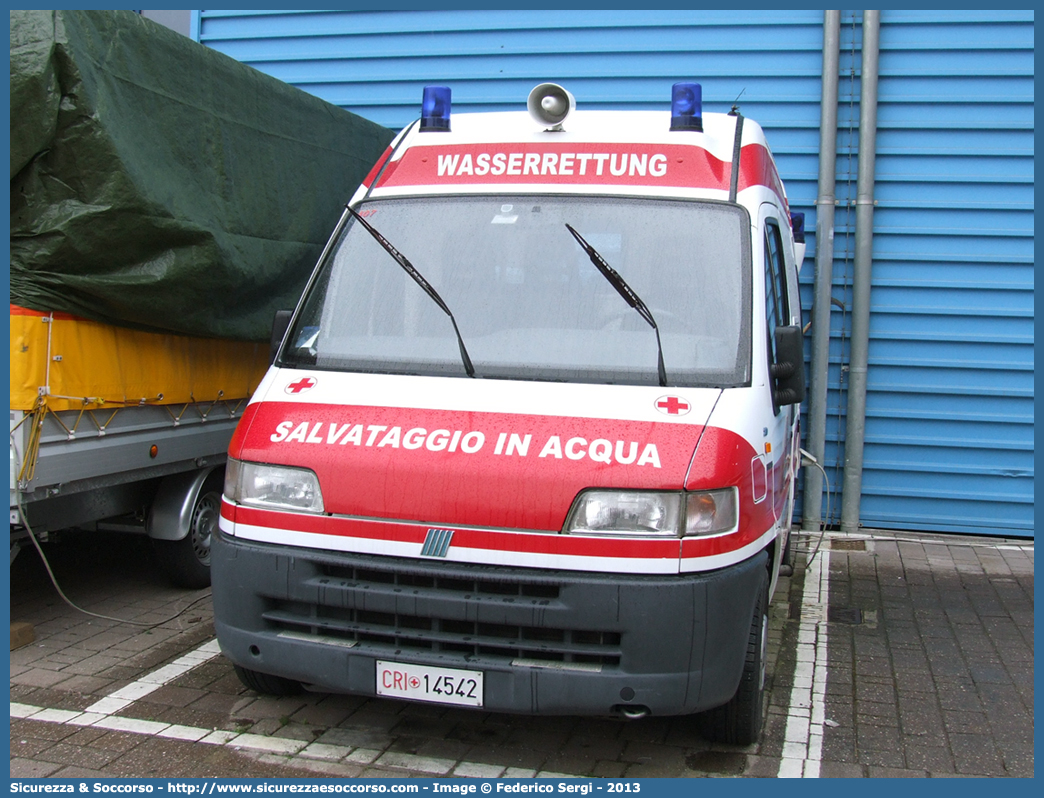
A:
<box><xmin>153</xmin><ymin>478</ymin><xmax>220</xmax><ymax>589</ymax></box>
<box><xmin>700</xmin><ymin>574</ymin><xmax>769</xmax><ymax>745</ymax></box>
<box><xmin>782</xmin><ymin>528</ymin><xmax>795</xmax><ymax>568</ymax></box>
<box><xmin>234</xmin><ymin>664</ymin><xmax>303</xmax><ymax>696</ymax></box>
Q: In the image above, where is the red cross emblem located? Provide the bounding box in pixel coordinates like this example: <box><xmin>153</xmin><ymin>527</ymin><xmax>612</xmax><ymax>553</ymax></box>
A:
<box><xmin>409</xmin><ymin>676</ymin><xmax>421</xmax><ymax>689</ymax></box>
<box><xmin>655</xmin><ymin>395</ymin><xmax>690</xmax><ymax>416</ymax></box>
<box><xmin>285</xmin><ymin>377</ymin><xmax>316</xmax><ymax>394</ymax></box>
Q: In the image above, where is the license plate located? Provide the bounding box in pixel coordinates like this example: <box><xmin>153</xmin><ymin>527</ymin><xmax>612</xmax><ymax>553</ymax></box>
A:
<box><xmin>376</xmin><ymin>660</ymin><xmax>484</xmax><ymax>707</ymax></box>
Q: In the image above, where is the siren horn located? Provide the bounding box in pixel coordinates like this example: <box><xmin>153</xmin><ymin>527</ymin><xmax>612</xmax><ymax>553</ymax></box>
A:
<box><xmin>527</xmin><ymin>83</ymin><xmax>575</xmax><ymax>130</ymax></box>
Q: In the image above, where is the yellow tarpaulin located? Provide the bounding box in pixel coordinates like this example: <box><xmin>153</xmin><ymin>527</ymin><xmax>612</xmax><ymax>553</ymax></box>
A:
<box><xmin>10</xmin><ymin>306</ymin><xmax>270</xmax><ymax>412</ymax></box>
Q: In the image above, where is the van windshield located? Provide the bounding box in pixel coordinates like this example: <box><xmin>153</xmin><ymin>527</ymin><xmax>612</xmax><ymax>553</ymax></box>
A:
<box><xmin>282</xmin><ymin>195</ymin><xmax>751</xmax><ymax>387</ymax></box>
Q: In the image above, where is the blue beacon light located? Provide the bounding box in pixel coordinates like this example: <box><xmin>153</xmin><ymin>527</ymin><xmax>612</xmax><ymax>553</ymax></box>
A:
<box><xmin>670</xmin><ymin>82</ymin><xmax>703</xmax><ymax>132</ymax></box>
<box><xmin>420</xmin><ymin>86</ymin><xmax>452</xmax><ymax>132</ymax></box>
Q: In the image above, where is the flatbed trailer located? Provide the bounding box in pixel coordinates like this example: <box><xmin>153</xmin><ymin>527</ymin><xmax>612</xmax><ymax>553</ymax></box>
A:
<box><xmin>10</xmin><ymin>10</ymin><xmax>393</xmax><ymax>587</ymax></box>
<box><xmin>10</xmin><ymin>306</ymin><xmax>268</xmax><ymax>587</ymax></box>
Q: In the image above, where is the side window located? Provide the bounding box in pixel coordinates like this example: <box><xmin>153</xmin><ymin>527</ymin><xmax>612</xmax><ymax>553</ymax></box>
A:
<box><xmin>764</xmin><ymin>219</ymin><xmax>790</xmax><ymax>357</ymax></box>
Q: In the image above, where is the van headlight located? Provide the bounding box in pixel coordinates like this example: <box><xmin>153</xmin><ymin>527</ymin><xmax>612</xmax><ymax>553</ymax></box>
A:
<box><xmin>564</xmin><ymin>488</ymin><xmax>737</xmax><ymax>537</ymax></box>
<box><xmin>225</xmin><ymin>457</ymin><xmax>325</xmax><ymax>513</ymax></box>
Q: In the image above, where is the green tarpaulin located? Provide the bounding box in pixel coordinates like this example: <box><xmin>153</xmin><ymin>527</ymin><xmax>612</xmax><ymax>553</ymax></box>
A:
<box><xmin>10</xmin><ymin>10</ymin><xmax>395</xmax><ymax>341</ymax></box>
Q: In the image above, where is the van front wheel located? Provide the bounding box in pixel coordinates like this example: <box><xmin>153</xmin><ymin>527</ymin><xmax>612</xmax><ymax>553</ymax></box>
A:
<box><xmin>233</xmin><ymin>665</ymin><xmax>302</xmax><ymax>696</ymax></box>
<box><xmin>700</xmin><ymin>578</ymin><xmax>768</xmax><ymax>745</ymax></box>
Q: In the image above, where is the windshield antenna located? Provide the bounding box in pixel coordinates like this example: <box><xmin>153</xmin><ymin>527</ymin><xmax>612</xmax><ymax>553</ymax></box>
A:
<box><xmin>346</xmin><ymin>205</ymin><xmax>475</xmax><ymax>378</ymax></box>
<box><xmin>565</xmin><ymin>223</ymin><xmax>667</xmax><ymax>387</ymax></box>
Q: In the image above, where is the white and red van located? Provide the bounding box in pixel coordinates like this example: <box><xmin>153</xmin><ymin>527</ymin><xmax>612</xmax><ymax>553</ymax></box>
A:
<box><xmin>213</xmin><ymin>82</ymin><xmax>806</xmax><ymax>744</ymax></box>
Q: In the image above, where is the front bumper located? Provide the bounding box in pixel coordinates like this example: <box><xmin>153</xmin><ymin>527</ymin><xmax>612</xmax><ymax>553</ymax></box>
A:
<box><xmin>212</xmin><ymin>530</ymin><xmax>767</xmax><ymax>716</ymax></box>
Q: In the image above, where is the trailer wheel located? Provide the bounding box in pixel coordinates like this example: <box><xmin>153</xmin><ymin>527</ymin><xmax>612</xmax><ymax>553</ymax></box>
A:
<box><xmin>153</xmin><ymin>479</ymin><xmax>220</xmax><ymax>589</ymax></box>
<box><xmin>700</xmin><ymin>575</ymin><xmax>768</xmax><ymax>745</ymax></box>
<box><xmin>233</xmin><ymin>664</ymin><xmax>302</xmax><ymax>696</ymax></box>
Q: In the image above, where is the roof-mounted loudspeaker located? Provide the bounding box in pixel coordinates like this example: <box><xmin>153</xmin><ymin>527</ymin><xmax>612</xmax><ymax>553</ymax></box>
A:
<box><xmin>528</xmin><ymin>83</ymin><xmax>575</xmax><ymax>130</ymax></box>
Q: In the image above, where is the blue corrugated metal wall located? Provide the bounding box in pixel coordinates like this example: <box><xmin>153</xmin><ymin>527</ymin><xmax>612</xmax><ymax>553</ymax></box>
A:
<box><xmin>826</xmin><ymin>11</ymin><xmax>1034</xmax><ymax>537</ymax></box>
<box><xmin>195</xmin><ymin>10</ymin><xmax>1033</xmax><ymax>538</ymax></box>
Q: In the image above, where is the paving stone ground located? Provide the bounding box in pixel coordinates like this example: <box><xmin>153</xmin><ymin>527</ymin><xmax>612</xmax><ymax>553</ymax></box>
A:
<box><xmin>817</xmin><ymin>534</ymin><xmax>1034</xmax><ymax>777</ymax></box>
<box><xmin>8</xmin><ymin>527</ymin><xmax>1033</xmax><ymax>778</ymax></box>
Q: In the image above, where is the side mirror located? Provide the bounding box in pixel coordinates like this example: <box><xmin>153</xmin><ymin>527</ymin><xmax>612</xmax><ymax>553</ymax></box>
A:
<box><xmin>790</xmin><ymin>211</ymin><xmax>807</xmax><ymax>267</ymax></box>
<box><xmin>270</xmin><ymin>310</ymin><xmax>293</xmax><ymax>364</ymax></box>
<box><xmin>771</xmin><ymin>325</ymin><xmax>806</xmax><ymax>406</ymax></box>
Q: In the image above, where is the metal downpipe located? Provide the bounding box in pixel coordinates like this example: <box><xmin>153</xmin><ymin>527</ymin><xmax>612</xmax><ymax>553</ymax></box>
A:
<box><xmin>840</xmin><ymin>10</ymin><xmax>880</xmax><ymax>533</ymax></box>
<box><xmin>801</xmin><ymin>10</ymin><xmax>841</xmax><ymax>532</ymax></box>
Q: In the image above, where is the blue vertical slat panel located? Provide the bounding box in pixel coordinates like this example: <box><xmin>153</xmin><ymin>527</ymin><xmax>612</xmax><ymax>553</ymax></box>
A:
<box><xmin>195</xmin><ymin>10</ymin><xmax>1033</xmax><ymax>537</ymax></box>
<box><xmin>821</xmin><ymin>11</ymin><xmax>1033</xmax><ymax>537</ymax></box>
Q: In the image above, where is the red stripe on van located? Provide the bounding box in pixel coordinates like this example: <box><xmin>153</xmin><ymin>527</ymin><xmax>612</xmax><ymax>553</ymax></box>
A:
<box><xmin>230</xmin><ymin>401</ymin><xmax>702</xmax><ymax>532</ymax></box>
<box><xmin>232</xmin><ymin>504</ymin><xmax>682</xmax><ymax>561</ymax></box>
<box><xmin>737</xmin><ymin>144</ymin><xmax>789</xmax><ymax>215</ymax></box>
<box><xmin>375</xmin><ymin>143</ymin><xmax>730</xmax><ymax>191</ymax></box>
<box><xmin>229</xmin><ymin>402</ymin><xmax>780</xmax><ymax>553</ymax></box>
<box><xmin>374</xmin><ymin>142</ymin><xmax>783</xmax><ymax>204</ymax></box>
<box><xmin>360</xmin><ymin>145</ymin><xmax>394</xmax><ymax>189</ymax></box>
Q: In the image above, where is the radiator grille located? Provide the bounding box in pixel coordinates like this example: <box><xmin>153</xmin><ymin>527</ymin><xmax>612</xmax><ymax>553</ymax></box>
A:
<box><xmin>263</xmin><ymin>600</ymin><xmax>621</xmax><ymax>666</ymax></box>
<box><xmin>319</xmin><ymin>562</ymin><xmax>561</xmax><ymax>599</ymax></box>
<box><xmin>261</xmin><ymin>563</ymin><xmax>621</xmax><ymax>666</ymax></box>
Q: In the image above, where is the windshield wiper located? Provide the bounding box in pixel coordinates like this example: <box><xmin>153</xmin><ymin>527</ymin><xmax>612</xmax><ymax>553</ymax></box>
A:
<box><xmin>347</xmin><ymin>205</ymin><xmax>475</xmax><ymax>378</ymax></box>
<box><xmin>565</xmin><ymin>223</ymin><xmax>667</xmax><ymax>387</ymax></box>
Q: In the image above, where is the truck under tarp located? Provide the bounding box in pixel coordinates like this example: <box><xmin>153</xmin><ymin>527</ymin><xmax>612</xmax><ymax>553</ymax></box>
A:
<box><xmin>10</xmin><ymin>9</ymin><xmax>395</xmax><ymax>342</ymax></box>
